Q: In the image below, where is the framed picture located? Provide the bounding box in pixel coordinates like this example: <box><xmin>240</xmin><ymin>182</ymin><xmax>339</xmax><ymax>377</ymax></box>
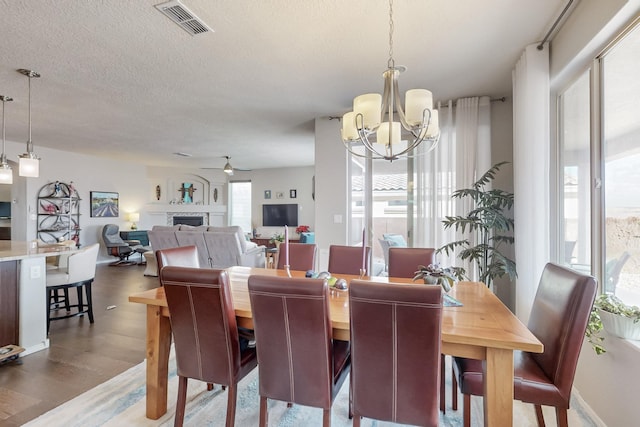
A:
<box><xmin>264</xmin><ymin>190</ymin><xmax>271</xmax><ymax>199</ymax></box>
<box><xmin>276</xmin><ymin>191</ymin><xmax>284</xmax><ymax>199</ymax></box>
<box><xmin>290</xmin><ymin>189</ymin><xmax>297</xmax><ymax>198</ymax></box>
<box><xmin>90</xmin><ymin>191</ymin><xmax>119</xmax><ymax>217</ymax></box>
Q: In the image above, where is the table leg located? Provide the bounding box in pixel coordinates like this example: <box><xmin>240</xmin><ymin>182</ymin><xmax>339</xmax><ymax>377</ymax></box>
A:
<box><xmin>145</xmin><ymin>305</ymin><xmax>172</xmax><ymax>419</ymax></box>
<box><xmin>483</xmin><ymin>347</ymin><xmax>514</xmax><ymax>426</ymax></box>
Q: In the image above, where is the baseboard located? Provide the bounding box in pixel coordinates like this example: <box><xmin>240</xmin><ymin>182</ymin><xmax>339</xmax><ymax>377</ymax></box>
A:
<box><xmin>572</xmin><ymin>388</ymin><xmax>607</xmax><ymax>427</ymax></box>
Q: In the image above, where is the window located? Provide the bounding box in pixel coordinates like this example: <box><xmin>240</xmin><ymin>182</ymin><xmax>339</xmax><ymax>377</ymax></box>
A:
<box><xmin>602</xmin><ymin>24</ymin><xmax>640</xmax><ymax>305</ymax></box>
<box><xmin>558</xmin><ymin>20</ymin><xmax>640</xmax><ymax>306</ymax></box>
<box><xmin>229</xmin><ymin>181</ymin><xmax>252</xmax><ymax>232</ymax></box>
<box><xmin>559</xmin><ymin>71</ymin><xmax>591</xmax><ymax>271</ymax></box>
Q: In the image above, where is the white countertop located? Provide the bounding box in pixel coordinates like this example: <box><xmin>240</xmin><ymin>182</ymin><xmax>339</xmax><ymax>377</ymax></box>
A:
<box><xmin>0</xmin><ymin>241</ymin><xmax>76</xmax><ymax>262</ymax></box>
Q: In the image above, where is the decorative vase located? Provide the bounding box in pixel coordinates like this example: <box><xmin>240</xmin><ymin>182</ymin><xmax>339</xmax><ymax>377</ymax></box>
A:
<box><xmin>598</xmin><ymin>309</ymin><xmax>640</xmax><ymax>340</ymax></box>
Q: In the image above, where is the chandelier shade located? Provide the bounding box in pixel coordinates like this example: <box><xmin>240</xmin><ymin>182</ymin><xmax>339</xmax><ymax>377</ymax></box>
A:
<box><xmin>0</xmin><ymin>95</ymin><xmax>13</xmax><ymax>184</ymax></box>
<box><xmin>341</xmin><ymin>0</ymin><xmax>440</xmax><ymax>161</ymax></box>
<box><xmin>17</xmin><ymin>69</ymin><xmax>41</xmax><ymax>178</ymax></box>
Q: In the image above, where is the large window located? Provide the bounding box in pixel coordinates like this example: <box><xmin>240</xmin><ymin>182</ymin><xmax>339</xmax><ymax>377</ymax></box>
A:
<box><xmin>602</xmin><ymin>24</ymin><xmax>640</xmax><ymax>305</ymax></box>
<box><xmin>558</xmin><ymin>20</ymin><xmax>640</xmax><ymax>306</ymax></box>
<box><xmin>229</xmin><ymin>181</ymin><xmax>252</xmax><ymax>232</ymax></box>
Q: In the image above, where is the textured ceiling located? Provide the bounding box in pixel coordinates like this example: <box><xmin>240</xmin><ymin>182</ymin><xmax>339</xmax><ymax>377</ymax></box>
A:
<box><xmin>0</xmin><ymin>0</ymin><xmax>567</xmax><ymax>170</ymax></box>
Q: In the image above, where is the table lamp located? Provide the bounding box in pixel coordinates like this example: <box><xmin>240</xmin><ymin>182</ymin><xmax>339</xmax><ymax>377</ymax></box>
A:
<box><xmin>129</xmin><ymin>212</ymin><xmax>140</xmax><ymax>230</ymax></box>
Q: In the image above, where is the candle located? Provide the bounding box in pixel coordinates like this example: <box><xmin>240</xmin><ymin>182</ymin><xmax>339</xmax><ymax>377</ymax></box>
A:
<box><xmin>284</xmin><ymin>225</ymin><xmax>289</xmax><ymax>266</ymax></box>
<box><xmin>361</xmin><ymin>228</ymin><xmax>366</xmax><ymax>274</ymax></box>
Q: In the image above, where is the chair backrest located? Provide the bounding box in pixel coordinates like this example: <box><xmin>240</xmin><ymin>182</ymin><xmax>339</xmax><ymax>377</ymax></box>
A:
<box><xmin>101</xmin><ymin>224</ymin><xmax>127</xmax><ymax>248</ymax></box>
<box><xmin>248</xmin><ymin>275</ymin><xmax>334</xmax><ymax>408</ymax></box>
<box><xmin>276</xmin><ymin>242</ymin><xmax>317</xmax><ymax>271</ymax></box>
<box><xmin>156</xmin><ymin>245</ymin><xmax>200</xmax><ymax>271</ymax></box>
<box><xmin>605</xmin><ymin>251</ymin><xmax>630</xmax><ymax>293</ymax></box>
<box><xmin>349</xmin><ymin>280</ymin><xmax>442</xmax><ymax>426</ymax></box>
<box><xmin>528</xmin><ymin>263</ymin><xmax>597</xmax><ymax>400</ymax></box>
<box><xmin>66</xmin><ymin>243</ymin><xmax>100</xmax><ymax>283</ymax></box>
<box><xmin>388</xmin><ymin>247</ymin><xmax>436</xmax><ymax>279</ymax></box>
<box><xmin>160</xmin><ymin>266</ymin><xmax>242</xmax><ymax>384</ymax></box>
<box><xmin>328</xmin><ymin>245</ymin><xmax>371</xmax><ymax>276</ymax></box>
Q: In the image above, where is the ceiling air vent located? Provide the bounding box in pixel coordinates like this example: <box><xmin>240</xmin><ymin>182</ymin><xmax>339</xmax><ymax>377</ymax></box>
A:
<box><xmin>154</xmin><ymin>0</ymin><xmax>213</xmax><ymax>36</ymax></box>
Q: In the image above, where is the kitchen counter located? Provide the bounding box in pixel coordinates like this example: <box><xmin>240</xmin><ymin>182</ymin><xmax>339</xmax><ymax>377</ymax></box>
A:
<box><xmin>0</xmin><ymin>241</ymin><xmax>78</xmax><ymax>355</ymax></box>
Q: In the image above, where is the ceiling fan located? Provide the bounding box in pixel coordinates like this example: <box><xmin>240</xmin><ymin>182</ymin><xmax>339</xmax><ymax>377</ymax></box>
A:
<box><xmin>199</xmin><ymin>155</ymin><xmax>251</xmax><ymax>174</ymax></box>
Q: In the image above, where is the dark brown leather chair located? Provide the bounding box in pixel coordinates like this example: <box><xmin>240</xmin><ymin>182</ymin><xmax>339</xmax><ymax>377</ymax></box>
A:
<box><xmin>156</xmin><ymin>245</ymin><xmax>200</xmax><ymax>271</ymax></box>
<box><xmin>387</xmin><ymin>247</ymin><xmax>436</xmax><ymax>279</ymax></box>
<box><xmin>276</xmin><ymin>242</ymin><xmax>317</xmax><ymax>271</ymax></box>
<box><xmin>247</xmin><ymin>275</ymin><xmax>351</xmax><ymax>427</ymax></box>
<box><xmin>452</xmin><ymin>263</ymin><xmax>597</xmax><ymax>427</ymax></box>
<box><xmin>327</xmin><ymin>244</ymin><xmax>371</xmax><ymax>276</ymax></box>
<box><xmin>349</xmin><ymin>280</ymin><xmax>443</xmax><ymax>427</ymax></box>
<box><xmin>160</xmin><ymin>266</ymin><xmax>258</xmax><ymax>427</ymax></box>
<box><xmin>385</xmin><ymin>246</ymin><xmax>445</xmax><ymax>412</ymax></box>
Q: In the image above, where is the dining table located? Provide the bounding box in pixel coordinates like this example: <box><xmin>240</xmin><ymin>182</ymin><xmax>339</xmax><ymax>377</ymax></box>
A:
<box><xmin>129</xmin><ymin>266</ymin><xmax>543</xmax><ymax>426</ymax></box>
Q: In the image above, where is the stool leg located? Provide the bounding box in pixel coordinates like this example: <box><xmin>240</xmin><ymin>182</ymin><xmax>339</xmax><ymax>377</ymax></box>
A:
<box><xmin>46</xmin><ymin>289</ymin><xmax>52</xmax><ymax>334</ymax></box>
<box><xmin>76</xmin><ymin>286</ymin><xmax>85</xmax><ymax>316</ymax></box>
<box><xmin>85</xmin><ymin>281</ymin><xmax>94</xmax><ymax>323</ymax></box>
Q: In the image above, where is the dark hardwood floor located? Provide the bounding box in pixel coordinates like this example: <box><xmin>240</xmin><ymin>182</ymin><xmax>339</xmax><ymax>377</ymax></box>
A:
<box><xmin>0</xmin><ymin>263</ymin><xmax>159</xmax><ymax>426</ymax></box>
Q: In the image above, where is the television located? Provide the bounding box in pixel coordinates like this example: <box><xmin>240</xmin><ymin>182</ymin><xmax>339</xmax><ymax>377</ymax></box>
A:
<box><xmin>262</xmin><ymin>204</ymin><xmax>298</xmax><ymax>227</ymax></box>
<box><xmin>0</xmin><ymin>201</ymin><xmax>10</xmax><ymax>218</ymax></box>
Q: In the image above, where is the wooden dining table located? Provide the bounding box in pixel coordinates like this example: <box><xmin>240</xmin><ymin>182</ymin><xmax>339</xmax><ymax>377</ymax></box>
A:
<box><xmin>129</xmin><ymin>266</ymin><xmax>543</xmax><ymax>426</ymax></box>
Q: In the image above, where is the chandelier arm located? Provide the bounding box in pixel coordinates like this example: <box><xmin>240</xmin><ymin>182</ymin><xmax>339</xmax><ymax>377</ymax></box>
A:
<box><xmin>342</xmin><ymin>139</ymin><xmax>392</xmax><ymax>160</ymax></box>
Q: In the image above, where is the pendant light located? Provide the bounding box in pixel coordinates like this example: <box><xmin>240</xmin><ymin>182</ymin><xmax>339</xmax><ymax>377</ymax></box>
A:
<box><xmin>0</xmin><ymin>95</ymin><xmax>13</xmax><ymax>184</ymax></box>
<box><xmin>17</xmin><ymin>69</ymin><xmax>41</xmax><ymax>178</ymax></box>
<box><xmin>223</xmin><ymin>156</ymin><xmax>234</xmax><ymax>175</ymax></box>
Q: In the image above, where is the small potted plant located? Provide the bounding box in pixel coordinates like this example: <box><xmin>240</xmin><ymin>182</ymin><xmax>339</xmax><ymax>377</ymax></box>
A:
<box><xmin>269</xmin><ymin>233</ymin><xmax>285</xmax><ymax>249</ymax></box>
<box><xmin>586</xmin><ymin>294</ymin><xmax>640</xmax><ymax>355</ymax></box>
<box><xmin>413</xmin><ymin>264</ymin><xmax>466</xmax><ymax>293</ymax></box>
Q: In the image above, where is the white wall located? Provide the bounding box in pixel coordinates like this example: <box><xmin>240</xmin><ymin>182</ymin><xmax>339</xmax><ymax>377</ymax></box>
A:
<box><xmin>232</xmin><ymin>166</ymin><xmax>315</xmax><ymax>238</ymax></box>
<box><xmin>550</xmin><ymin>1</ymin><xmax>640</xmax><ymax>426</ymax></box>
<box><xmin>314</xmin><ymin>117</ymin><xmax>349</xmax><ymax>271</ymax></box>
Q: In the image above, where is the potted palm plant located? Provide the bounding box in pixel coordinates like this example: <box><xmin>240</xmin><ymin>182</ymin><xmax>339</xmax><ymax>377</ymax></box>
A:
<box><xmin>438</xmin><ymin>162</ymin><xmax>516</xmax><ymax>289</ymax></box>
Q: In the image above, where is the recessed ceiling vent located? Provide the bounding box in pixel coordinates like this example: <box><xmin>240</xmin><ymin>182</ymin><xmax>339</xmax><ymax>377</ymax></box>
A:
<box><xmin>154</xmin><ymin>0</ymin><xmax>213</xmax><ymax>36</ymax></box>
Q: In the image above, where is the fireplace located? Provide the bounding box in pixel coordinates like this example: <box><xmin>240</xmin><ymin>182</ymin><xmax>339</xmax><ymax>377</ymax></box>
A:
<box><xmin>173</xmin><ymin>216</ymin><xmax>204</xmax><ymax>226</ymax></box>
<box><xmin>167</xmin><ymin>212</ymin><xmax>208</xmax><ymax>226</ymax></box>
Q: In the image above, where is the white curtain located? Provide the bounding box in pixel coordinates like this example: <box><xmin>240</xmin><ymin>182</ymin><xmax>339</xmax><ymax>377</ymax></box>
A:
<box><xmin>512</xmin><ymin>43</ymin><xmax>550</xmax><ymax>323</ymax></box>
<box><xmin>415</xmin><ymin>96</ymin><xmax>492</xmax><ymax>275</ymax></box>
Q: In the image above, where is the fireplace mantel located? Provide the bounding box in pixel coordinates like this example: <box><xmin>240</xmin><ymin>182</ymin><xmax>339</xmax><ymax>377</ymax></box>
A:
<box><xmin>145</xmin><ymin>203</ymin><xmax>226</xmax><ymax>213</ymax></box>
<box><xmin>145</xmin><ymin>203</ymin><xmax>227</xmax><ymax>226</ymax></box>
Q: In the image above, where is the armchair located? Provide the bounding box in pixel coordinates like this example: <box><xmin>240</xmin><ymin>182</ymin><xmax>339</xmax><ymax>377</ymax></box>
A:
<box><xmin>101</xmin><ymin>224</ymin><xmax>146</xmax><ymax>266</ymax></box>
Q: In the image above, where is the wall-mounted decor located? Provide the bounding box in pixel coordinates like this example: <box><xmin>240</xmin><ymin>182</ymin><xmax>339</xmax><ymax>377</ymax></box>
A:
<box><xmin>90</xmin><ymin>191</ymin><xmax>119</xmax><ymax>217</ymax></box>
<box><xmin>290</xmin><ymin>189</ymin><xmax>297</xmax><ymax>198</ymax></box>
<box><xmin>213</xmin><ymin>188</ymin><xmax>218</xmax><ymax>203</ymax></box>
<box><xmin>264</xmin><ymin>190</ymin><xmax>271</xmax><ymax>199</ymax></box>
<box><xmin>155</xmin><ymin>185</ymin><xmax>161</xmax><ymax>201</ymax></box>
<box><xmin>276</xmin><ymin>191</ymin><xmax>284</xmax><ymax>199</ymax></box>
<box><xmin>178</xmin><ymin>182</ymin><xmax>196</xmax><ymax>203</ymax></box>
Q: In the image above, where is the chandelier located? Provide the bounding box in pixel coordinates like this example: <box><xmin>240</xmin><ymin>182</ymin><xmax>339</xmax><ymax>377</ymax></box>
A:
<box><xmin>341</xmin><ymin>0</ymin><xmax>440</xmax><ymax>161</ymax></box>
<box><xmin>17</xmin><ymin>69</ymin><xmax>41</xmax><ymax>178</ymax></box>
<box><xmin>0</xmin><ymin>95</ymin><xmax>13</xmax><ymax>184</ymax></box>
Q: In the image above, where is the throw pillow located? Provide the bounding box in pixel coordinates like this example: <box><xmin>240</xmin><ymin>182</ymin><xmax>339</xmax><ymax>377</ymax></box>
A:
<box><xmin>383</xmin><ymin>233</ymin><xmax>407</xmax><ymax>247</ymax></box>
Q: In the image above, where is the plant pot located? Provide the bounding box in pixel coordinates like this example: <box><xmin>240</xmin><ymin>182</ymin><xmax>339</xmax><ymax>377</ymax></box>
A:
<box><xmin>424</xmin><ymin>276</ymin><xmax>451</xmax><ymax>293</ymax></box>
<box><xmin>598</xmin><ymin>309</ymin><xmax>640</xmax><ymax>340</ymax></box>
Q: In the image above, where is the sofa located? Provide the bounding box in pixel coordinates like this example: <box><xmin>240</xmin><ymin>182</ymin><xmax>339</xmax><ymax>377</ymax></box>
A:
<box><xmin>147</xmin><ymin>225</ymin><xmax>265</xmax><ymax>274</ymax></box>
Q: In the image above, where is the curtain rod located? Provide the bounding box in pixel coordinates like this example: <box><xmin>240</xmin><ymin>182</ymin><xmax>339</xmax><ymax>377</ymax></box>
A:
<box><xmin>537</xmin><ymin>0</ymin><xmax>574</xmax><ymax>50</ymax></box>
<box><xmin>437</xmin><ymin>96</ymin><xmax>507</xmax><ymax>109</ymax></box>
<box><xmin>329</xmin><ymin>97</ymin><xmax>506</xmax><ymax>120</ymax></box>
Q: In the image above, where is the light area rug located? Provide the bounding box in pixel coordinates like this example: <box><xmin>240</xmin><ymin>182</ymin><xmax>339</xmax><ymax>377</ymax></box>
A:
<box><xmin>25</xmin><ymin>350</ymin><xmax>599</xmax><ymax>427</ymax></box>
